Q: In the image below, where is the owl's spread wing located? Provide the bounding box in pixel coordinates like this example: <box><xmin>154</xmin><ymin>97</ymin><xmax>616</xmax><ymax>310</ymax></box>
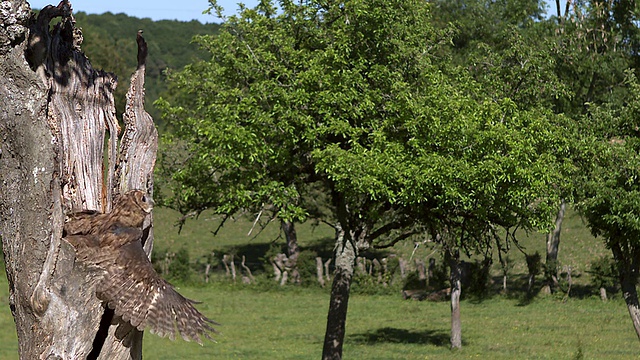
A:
<box><xmin>97</xmin><ymin>241</ymin><xmax>218</xmax><ymax>344</ymax></box>
<box><xmin>65</xmin><ymin>234</ymin><xmax>115</xmax><ymax>268</ymax></box>
<box><xmin>64</xmin><ymin>210</ymin><xmax>103</xmax><ymax>236</ymax></box>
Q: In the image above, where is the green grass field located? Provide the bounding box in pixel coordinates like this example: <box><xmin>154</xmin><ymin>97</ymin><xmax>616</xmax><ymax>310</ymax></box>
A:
<box><xmin>0</xmin><ymin>206</ymin><xmax>637</xmax><ymax>359</ymax></box>
<box><xmin>140</xmin><ymin>285</ymin><xmax>640</xmax><ymax>359</ymax></box>
<box><xmin>0</xmin><ymin>281</ymin><xmax>637</xmax><ymax>359</ymax></box>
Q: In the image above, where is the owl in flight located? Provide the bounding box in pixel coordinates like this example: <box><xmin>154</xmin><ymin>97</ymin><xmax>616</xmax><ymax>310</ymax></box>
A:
<box><xmin>63</xmin><ymin>190</ymin><xmax>217</xmax><ymax>344</ymax></box>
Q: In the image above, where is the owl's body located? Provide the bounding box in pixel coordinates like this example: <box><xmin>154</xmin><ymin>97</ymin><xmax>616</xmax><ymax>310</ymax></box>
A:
<box><xmin>64</xmin><ymin>190</ymin><xmax>217</xmax><ymax>344</ymax></box>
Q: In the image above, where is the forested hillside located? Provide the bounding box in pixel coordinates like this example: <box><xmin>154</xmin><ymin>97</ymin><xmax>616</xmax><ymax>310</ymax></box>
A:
<box><xmin>72</xmin><ymin>11</ymin><xmax>220</xmax><ymax>125</ymax></box>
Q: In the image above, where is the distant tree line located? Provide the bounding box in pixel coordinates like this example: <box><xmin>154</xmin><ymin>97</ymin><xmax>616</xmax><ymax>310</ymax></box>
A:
<box><xmin>68</xmin><ymin>11</ymin><xmax>221</xmax><ymax>126</ymax></box>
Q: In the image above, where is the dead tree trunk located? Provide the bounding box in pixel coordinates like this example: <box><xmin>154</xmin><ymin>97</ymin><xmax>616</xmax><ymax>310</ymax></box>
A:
<box><xmin>240</xmin><ymin>255</ymin><xmax>255</xmax><ymax>284</ymax></box>
<box><xmin>282</xmin><ymin>220</ymin><xmax>300</xmax><ymax>284</ymax></box>
<box><xmin>543</xmin><ymin>200</ymin><xmax>565</xmax><ymax>294</ymax></box>
<box><xmin>316</xmin><ymin>257</ymin><xmax>326</xmax><ymax>287</ymax></box>
<box><xmin>446</xmin><ymin>248</ymin><xmax>462</xmax><ymax>349</ymax></box>
<box><xmin>223</xmin><ymin>254</ymin><xmax>237</xmax><ymax>282</ymax></box>
<box><xmin>324</xmin><ymin>258</ymin><xmax>332</xmax><ymax>282</ymax></box>
<box><xmin>0</xmin><ymin>2</ymin><xmax>157</xmax><ymax>358</ymax></box>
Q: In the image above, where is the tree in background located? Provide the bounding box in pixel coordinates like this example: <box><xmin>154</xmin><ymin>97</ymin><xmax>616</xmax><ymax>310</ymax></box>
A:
<box><xmin>552</xmin><ymin>1</ymin><xmax>640</xmax><ymax>321</ymax></box>
<box><xmin>158</xmin><ymin>0</ymin><xmax>574</xmax><ymax>354</ymax></box>
<box><xmin>158</xmin><ymin>1</ymin><xmax>439</xmax><ymax>356</ymax></box>
<box><xmin>580</xmin><ymin>73</ymin><xmax>640</xmax><ymax>340</ymax></box>
<box><xmin>70</xmin><ymin>11</ymin><xmax>221</xmax><ymax>125</ymax></box>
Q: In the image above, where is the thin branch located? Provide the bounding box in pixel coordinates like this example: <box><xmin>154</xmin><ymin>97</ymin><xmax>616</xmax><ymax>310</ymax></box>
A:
<box><xmin>247</xmin><ymin>206</ymin><xmax>264</xmax><ymax>236</ymax></box>
<box><xmin>374</xmin><ymin>231</ymin><xmax>418</xmax><ymax>249</ymax></box>
<box><xmin>211</xmin><ymin>214</ymin><xmax>231</xmax><ymax>236</ymax></box>
<box><xmin>368</xmin><ymin>218</ymin><xmax>412</xmax><ymax>242</ymax></box>
<box><xmin>248</xmin><ymin>210</ymin><xmax>278</xmax><ymax>241</ymax></box>
<box><xmin>319</xmin><ymin>218</ymin><xmax>338</xmax><ymax>230</ymax></box>
<box><xmin>176</xmin><ymin>211</ymin><xmax>198</xmax><ymax>234</ymax></box>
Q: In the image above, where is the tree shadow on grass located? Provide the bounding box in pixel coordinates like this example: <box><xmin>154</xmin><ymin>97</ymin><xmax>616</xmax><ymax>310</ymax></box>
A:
<box><xmin>348</xmin><ymin>327</ymin><xmax>450</xmax><ymax>347</ymax></box>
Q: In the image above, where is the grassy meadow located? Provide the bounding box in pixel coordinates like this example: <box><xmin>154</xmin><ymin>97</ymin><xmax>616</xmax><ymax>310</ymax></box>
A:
<box><xmin>0</xmin><ymin>206</ymin><xmax>638</xmax><ymax>359</ymax></box>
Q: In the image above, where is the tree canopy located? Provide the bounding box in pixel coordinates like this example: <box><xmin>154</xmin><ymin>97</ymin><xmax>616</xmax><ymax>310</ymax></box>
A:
<box><xmin>157</xmin><ymin>0</ymin><xmax>575</xmax><ymax>352</ymax></box>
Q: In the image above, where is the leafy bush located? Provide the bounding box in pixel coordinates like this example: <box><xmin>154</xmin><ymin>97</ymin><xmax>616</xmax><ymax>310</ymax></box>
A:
<box><xmin>168</xmin><ymin>247</ymin><xmax>192</xmax><ymax>284</ymax></box>
<box><xmin>526</xmin><ymin>252</ymin><xmax>542</xmax><ymax>277</ymax></box>
<box><xmin>296</xmin><ymin>249</ymin><xmax>320</xmax><ymax>286</ymax></box>
<box><xmin>465</xmin><ymin>259</ymin><xmax>492</xmax><ymax>298</ymax></box>
<box><xmin>352</xmin><ymin>272</ymin><xmax>401</xmax><ymax>295</ymax></box>
<box><xmin>402</xmin><ymin>271</ymin><xmax>426</xmax><ymax>291</ymax></box>
<box><xmin>589</xmin><ymin>256</ymin><xmax>618</xmax><ymax>289</ymax></box>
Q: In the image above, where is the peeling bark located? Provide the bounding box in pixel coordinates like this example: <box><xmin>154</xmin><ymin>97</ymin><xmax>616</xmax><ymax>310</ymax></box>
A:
<box><xmin>282</xmin><ymin>220</ymin><xmax>300</xmax><ymax>284</ymax></box>
<box><xmin>543</xmin><ymin>200</ymin><xmax>565</xmax><ymax>294</ymax></box>
<box><xmin>316</xmin><ymin>257</ymin><xmax>326</xmax><ymax>287</ymax></box>
<box><xmin>0</xmin><ymin>1</ymin><xmax>157</xmax><ymax>358</ymax></box>
<box><xmin>322</xmin><ymin>205</ymin><xmax>369</xmax><ymax>360</ymax></box>
<box><xmin>322</xmin><ymin>224</ymin><xmax>353</xmax><ymax>360</ymax></box>
<box><xmin>447</xmin><ymin>249</ymin><xmax>462</xmax><ymax>349</ymax></box>
<box><xmin>611</xmin><ymin>242</ymin><xmax>640</xmax><ymax>340</ymax></box>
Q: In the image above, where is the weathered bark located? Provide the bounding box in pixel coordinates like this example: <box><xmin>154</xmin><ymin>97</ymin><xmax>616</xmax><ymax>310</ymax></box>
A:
<box><xmin>223</xmin><ymin>254</ymin><xmax>237</xmax><ymax>281</ymax></box>
<box><xmin>324</xmin><ymin>258</ymin><xmax>332</xmax><ymax>282</ymax></box>
<box><xmin>282</xmin><ymin>220</ymin><xmax>300</xmax><ymax>284</ymax></box>
<box><xmin>1</xmin><ymin>3</ymin><xmax>60</xmax><ymax>358</ymax></box>
<box><xmin>398</xmin><ymin>257</ymin><xmax>408</xmax><ymax>278</ymax></box>
<box><xmin>322</xmin><ymin>224</ymin><xmax>352</xmax><ymax>360</ymax></box>
<box><xmin>316</xmin><ymin>257</ymin><xmax>326</xmax><ymax>287</ymax></box>
<box><xmin>563</xmin><ymin>265</ymin><xmax>573</xmax><ymax>300</ymax></box>
<box><xmin>240</xmin><ymin>255</ymin><xmax>255</xmax><ymax>284</ymax></box>
<box><xmin>446</xmin><ymin>249</ymin><xmax>462</xmax><ymax>349</ymax></box>
<box><xmin>416</xmin><ymin>259</ymin><xmax>427</xmax><ymax>282</ymax></box>
<box><xmin>620</xmin><ymin>270</ymin><xmax>640</xmax><ymax>340</ymax></box>
<box><xmin>543</xmin><ymin>200</ymin><xmax>565</xmax><ymax>294</ymax></box>
<box><xmin>0</xmin><ymin>1</ymin><xmax>157</xmax><ymax>358</ymax></box>
<box><xmin>372</xmin><ymin>258</ymin><xmax>382</xmax><ymax>283</ymax></box>
<box><xmin>600</xmin><ymin>287</ymin><xmax>608</xmax><ymax>302</ymax></box>
<box><xmin>322</xmin><ymin>220</ymin><xmax>369</xmax><ymax>360</ymax></box>
<box><xmin>611</xmin><ymin>243</ymin><xmax>640</xmax><ymax>340</ymax></box>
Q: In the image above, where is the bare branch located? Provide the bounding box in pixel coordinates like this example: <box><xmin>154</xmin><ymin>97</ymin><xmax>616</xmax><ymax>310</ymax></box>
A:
<box><xmin>247</xmin><ymin>206</ymin><xmax>264</xmax><ymax>236</ymax></box>
<box><xmin>373</xmin><ymin>231</ymin><xmax>418</xmax><ymax>249</ymax></box>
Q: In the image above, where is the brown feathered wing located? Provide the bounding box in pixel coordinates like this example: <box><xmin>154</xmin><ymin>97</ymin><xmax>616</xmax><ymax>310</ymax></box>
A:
<box><xmin>65</xmin><ymin>196</ymin><xmax>217</xmax><ymax>344</ymax></box>
<box><xmin>97</xmin><ymin>237</ymin><xmax>217</xmax><ymax>344</ymax></box>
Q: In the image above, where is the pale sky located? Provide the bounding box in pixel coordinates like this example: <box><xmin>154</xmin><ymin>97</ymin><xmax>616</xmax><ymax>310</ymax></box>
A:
<box><xmin>27</xmin><ymin>0</ymin><xmax>565</xmax><ymax>24</ymax></box>
<box><xmin>26</xmin><ymin>0</ymin><xmax>260</xmax><ymax>23</ymax></box>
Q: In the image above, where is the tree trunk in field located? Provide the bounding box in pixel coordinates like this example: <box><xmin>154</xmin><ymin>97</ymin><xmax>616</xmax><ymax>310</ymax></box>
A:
<box><xmin>322</xmin><ymin>215</ymin><xmax>369</xmax><ymax>360</ymax></box>
<box><xmin>282</xmin><ymin>220</ymin><xmax>300</xmax><ymax>284</ymax></box>
<box><xmin>620</xmin><ymin>275</ymin><xmax>640</xmax><ymax>340</ymax></box>
<box><xmin>447</xmin><ymin>249</ymin><xmax>462</xmax><ymax>349</ymax></box>
<box><xmin>0</xmin><ymin>2</ymin><xmax>157</xmax><ymax>358</ymax></box>
<box><xmin>600</xmin><ymin>287</ymin><xmax>608</xmax><ymax>302</ymax></box>
<box><xmin>611</xmin><ymin>243</ymin><xmax>640</xmax><ymax>340</ymax></box>
<box><xmin>322</xmin><ymin>224</ymin><xmax>352</xmax><ymax>360</ymax></box>
<box><xmin>543</xmin><ymin>200</ymin><xmax>565</xmax><ymax>294</ymax></box>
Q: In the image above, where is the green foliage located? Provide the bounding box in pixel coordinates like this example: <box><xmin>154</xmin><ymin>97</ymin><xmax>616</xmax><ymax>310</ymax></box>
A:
<box><xmin>589</xmin><ymin>256</ymin><xmax>618</xmax><ymax>290</ymax></box>
<box><xmin>430</xmin><ymin>0</ymin><xmax>545</xmax><ymax>52</ymax></box>
<box><xmin>351</xmin><ymin>273</ymin><xmax>401</xmax><ymax>296</ymax></box>
<box><xmin>578</xmin><ymin>74</ymin><xmax>640</xmax><ymax>277</ymax></box>
<box><xmin>168</xmin><ymin>247</ymin><xmax>192</xmax><ymax>283</ymax></box>
<box><xmin>159</xmin><ymin>1</ymin><xmax>573</xmax><ymax>265</ymax></box>
<box><xmin>296</xmin><ymin>249</ymin><xmax>319</xmax><ymax>286</ymax></box>
<box><xmin>465</xmin><ymin>259</ymin><xmax>492</xmax><ymax>297</ymax></box>
<box><xmin>68</xmin><ymin>11</ymin><xmax>220</xmax><ymax>125</ymax></box>
<box><xmin>525</xmin><ymin>251</ymin><xmax>542</xmax><ymax>277</ymax></box>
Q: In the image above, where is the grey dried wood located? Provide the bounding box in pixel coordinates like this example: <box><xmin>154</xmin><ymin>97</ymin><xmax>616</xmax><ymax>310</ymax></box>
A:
<box><xmin>0</xmin><ymin>1</ymin><xmax>157</xmax><ymax>358</ymax></box>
